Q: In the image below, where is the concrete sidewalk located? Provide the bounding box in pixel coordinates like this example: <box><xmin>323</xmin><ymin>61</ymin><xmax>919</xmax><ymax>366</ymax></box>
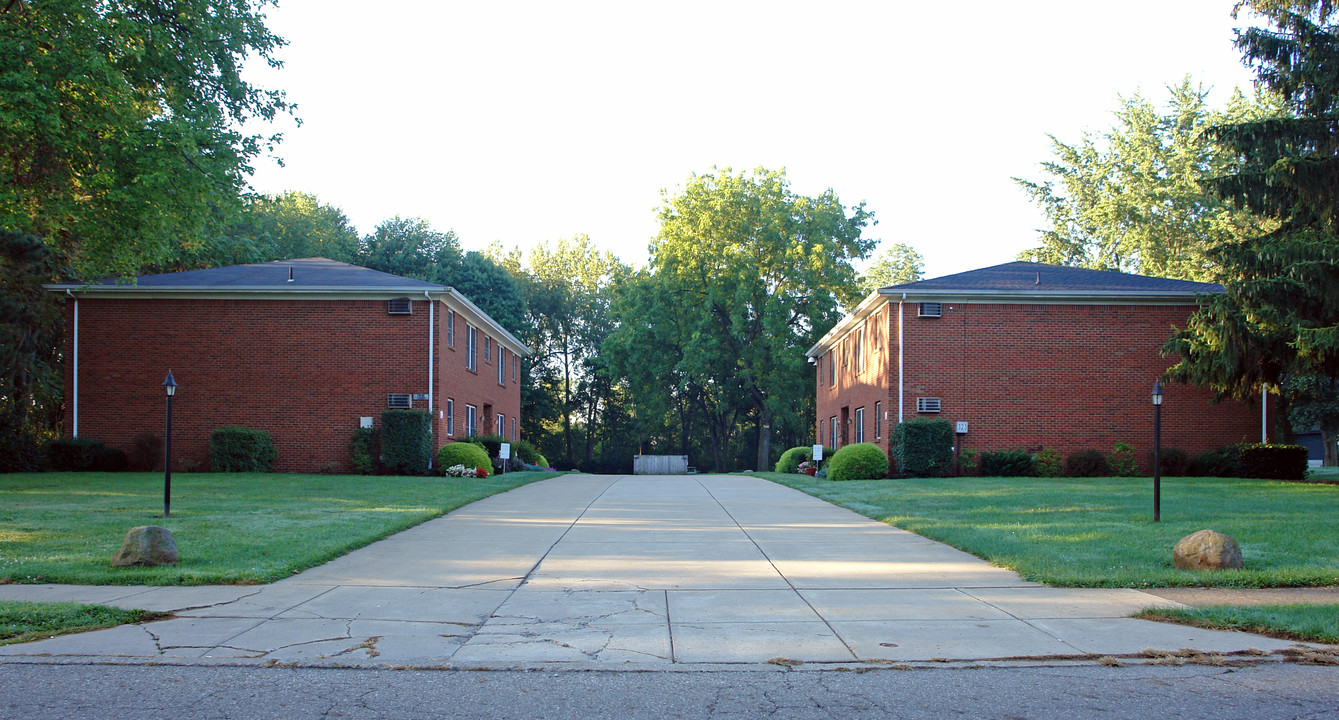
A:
<box><xmin>0</xmin><ymin>474</ymin><xmax>1321</xmax><ymax>668</ymax></box>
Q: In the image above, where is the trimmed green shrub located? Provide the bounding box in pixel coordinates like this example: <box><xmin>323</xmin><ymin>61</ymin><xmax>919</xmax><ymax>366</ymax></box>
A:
<box><xmin>47</xmin><ymin>437</ymin><xmax>104</xmax><ymax>471</ymax></box>
<box><xmin>1109</xmin><ymin>441</ymin><xmax>1138</xmax><ymax>477</ymax></box>
<box><xmin>436</xmin><ymin>441</ymin><xmax>492</xmax><ymax>477</ymax></box>
<box><xmin>209</xmin><ymin>426</ymin><xmax>276</xmax><ymax>472</ymax></box>
<box><xmin>1065</xmin><ymin>449</ymin><xmax>1110</xmax><ymax>477</ymax></box>
<box><xmin>827</xmin><ymin>443</ymin><xmax>888</xmax><ymax>482</ymax></box>
<box><xmin>1189</xmin><ymin>445</ymin><xmax>1243</xmax><ymax>477</ymax></box>
<box><xmin>775</xmin><ymin>446</ymin><xmax>812</xmax><ymax>474</ymax></box>
<box><xmin>1033</xmin><ymin>447</ymin><xmax>1063</xmax><ymax>478</ymax></box>
<box><xmin>979</xmin><ymin>449</ymin><xmax>1036</xmax><ymax>477</ymax></box>
<box><xmin>381</xmin><ymin>410</ymin><xmax>433</xmax><ymax>475</ymax></box>
<box><xmin>536</xmin><ymin>453</ymin><xmax>549</xmax><ymax>468</ymax></box>
<box><xmin>90</xmin><ymin>447</ymin><xmax>128</xmax><ymax>472</ymax></box>
<box><xmin>1238</xmin><ymin>443</ymin><xmax>1308</xmax><ymax>480</ymax></box>
<box><xmin>892</xmin><ymin>419</ymin><xmax>953</xmax><ymax>478</ymax></box>
<box><xmin>958</xmin><ymin>448</ymin><xmax>980</xmax><ymax>476</ymax></box>
<box><xmin>463</xmin><ymin>434</ymin><xmax>504</xmax><ymax>458</ymax></box>
<box><xmin>129</xmin><ymin>433</ymin><xmax>163</xmax><ymax>472</ymax></box>
<box><xmin>511</xmin><ymin>438</ymin><xmax>543</xmax><ymax>465</ymax></box>
<box><xmin>1157</xmin><ymin>448</ymin><xmax>1191</xmax><ymax>476</ymax></box>
<box><xmin>0</xmin><ymin>410</ymin><xmax>49</xmax><ymax>472</ymax></box>
<box><xmin>350</xmin><ymin>428</ymin><xmax>379</xmax><ymax>475</ymax></box>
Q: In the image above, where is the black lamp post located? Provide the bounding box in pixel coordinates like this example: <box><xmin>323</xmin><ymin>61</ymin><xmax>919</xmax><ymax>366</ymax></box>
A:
<box><xmin>1152</xmin><ymin>380</ymin><xmax>1163</xmax><ymax>522</ymax></box>
<box><xmin>163</xmin><ymin>371</ymin><xmax>176</xmax><ymax>518</ymax></box>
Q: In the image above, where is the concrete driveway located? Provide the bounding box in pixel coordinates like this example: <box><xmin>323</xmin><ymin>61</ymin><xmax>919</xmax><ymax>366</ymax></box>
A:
<box><xmin>0</xmin><ymin>474</ymin><xmax>1314</xmax><ymax>668</ymax></box>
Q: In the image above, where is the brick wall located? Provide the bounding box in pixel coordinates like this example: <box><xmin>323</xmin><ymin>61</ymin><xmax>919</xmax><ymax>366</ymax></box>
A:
<box><xmin>64</xmin><ymin>297</ymin><xmax>522</xmax><ymax>473</ymax></box>
<box><xmin>816</xmin><ymin>300</ymin><xmax>1263</xmax><ymax>473</ymax></box>
<box><xmin>433</xmin><ymin>308</ymin><xmax>522</xmax><ymax>448</ymax></box>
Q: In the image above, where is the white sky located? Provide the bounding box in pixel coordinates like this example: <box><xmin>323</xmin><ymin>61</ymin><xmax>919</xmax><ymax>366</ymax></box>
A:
<box><xmin>242</xmin><ymin>0</ymin><xmax>1262</xmax><ymax>279</ymax></box>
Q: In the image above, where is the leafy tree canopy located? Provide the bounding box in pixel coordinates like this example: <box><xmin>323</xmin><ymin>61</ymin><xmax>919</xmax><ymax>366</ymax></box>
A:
<box><xmin>860</xmin><ymin>242</ymin><xmax>925</xmax><ymax>295</ymax></box>
<box><xmin>0</xmin><ymin>0</ymin><xmax>293</xmax><ymax>280</ymax></box>
<box><xmin>1016</xmin><ymin>77</ymin><xmax>1284</xmax><ymax>281</ymax></box>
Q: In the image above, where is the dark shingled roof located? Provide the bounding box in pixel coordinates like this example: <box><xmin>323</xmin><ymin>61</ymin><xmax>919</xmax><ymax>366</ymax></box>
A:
<box><xmin>882</xmin><ymin>261</ymin><xmax>1223</xmax><ymax>294</ymax></box>
<box><xmin>78</xmin><ymin>257</ymin><xmax>443</xmax><ymax>290</ymax></box>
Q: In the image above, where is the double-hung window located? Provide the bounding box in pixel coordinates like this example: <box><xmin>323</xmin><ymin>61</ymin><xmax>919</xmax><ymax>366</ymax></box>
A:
<box><xmin>485</xmin><ymin>336</ymin><xmax>492</xmax><ymax>362</ymax></box>
<box><xmin>466</xmin><ymin>404</ymin><xmax>477</xmax><ymax>436</ymax></box>
<box><xmin>498</xmin><ymin>348</ymin><xmax>506</xmax><ymax>385</ymax></box>
<box><xmin>467</xmin><ymin>325</ymin><xmax>478</xmax><ymax>372</ymax></box>
<box><xmin>446</xmin><ymin>399</ymin><xmax>455</xmax><ymax>435</ymax></box>
<box><xmin>854</xmin><ymin>407</ymin><xmax>865</xmax><ymax>443</ymax></box>
<box><xmin>447</xmin><ymin>312</ymin><xmax>455</xmax><ymax>347</ymax></box>
<box><xmin>829</xmin><ymin>416</ymin><xmax>838</xmax><ymax>448</ymax></box>
<box><xmin>874</xmin><ymin>401</ymin><xmax>882</xmax><ymax>439</ymax></box>
<box><xmin>496</xmin><ymin>413</ymin><xmax>505</xmax><ymax>437</ymax></box>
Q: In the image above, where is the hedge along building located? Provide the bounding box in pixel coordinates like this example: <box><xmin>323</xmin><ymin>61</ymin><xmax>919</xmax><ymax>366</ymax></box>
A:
<box><xmin>47</xmin><ymin>258</ymin><xmax>529</xmax><ymax>473</ymax></box>
<box><xmin>805</xmin><ymin>261</ymin><xmax>1266</xmax><ymax>474</ymax></box>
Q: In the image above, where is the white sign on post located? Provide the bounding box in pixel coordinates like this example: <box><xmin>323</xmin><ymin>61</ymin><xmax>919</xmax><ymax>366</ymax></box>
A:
<box><xmin>812</xmin><ymin>444</ymin><xmax>823</xmax><ymax>462</ymax></box>
<box><xmin>500</xmin><ymin>443</ymin><xmax>511</xmax><ymax>459</ymax></box>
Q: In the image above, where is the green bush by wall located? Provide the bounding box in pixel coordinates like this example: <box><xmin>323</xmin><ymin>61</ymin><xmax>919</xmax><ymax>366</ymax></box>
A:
<box><xmin>46</xmin><ymin>437</ymin><xmax>104</xmax><ymax>471</ymax></box>
<box><xmin>775</xmin><ymin>446</ymin><xmax>812</xmax><ymax>473</ymax></box>
<box><xmin>436</xmin><ymin>441</ymin><xmax>492</xmax><ymax>476</ymax></box>
<box><xmin>1238</xmin><ymin>443</ymin><xmax>1308</xmax><ymax>480</ymax></box>
<box><xmin>827</xmin><ymin>443</ymin><xmax>888</xmax><ymax>482</ymax></box>
<box><xmin>1065</xmin><ymin>449</ymin><xmax>1110</xmax><ymax>477</ymax></box>
<box><xmin>209</xmin><ymin>426</ymin><xmax>276</xmax><ymax>472</ymax></box>
<box><xmin>892</xmin><ymin>419</ymin><xmax>953</xmax><ymax>477</ymax></box>
<box><xmin>978</xmin><ymin>449</ymin><xmax>1036</xmax><ymax>477</ymax></box>
<box><xmin>381</xmin><ymin>410</ymin><xmax>433</xmax><ymax>475</ymax></box>
<box><xmin>350</xmin><ymin>428</ymin><xmax>379</xmax><ymax>475</ymax></box>
<box><xmin>463</xmin><ymin>434</ymin><xmax>504</xmax><ymax>458</ymax></box>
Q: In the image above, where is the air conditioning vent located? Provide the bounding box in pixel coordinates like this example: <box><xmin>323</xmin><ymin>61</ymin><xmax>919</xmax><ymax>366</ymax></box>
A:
<box><xmin>916</xmin><ymin>397</ymin><xmax>942</xmax><ymax>413</ymax></box>
<box><xmin>387</xmin><ymin>393</ymin><xmax>412</xmax><ymax>408</ymax></box>
<box><xmin>918</xmin><ymin>302</ymin><xmax>942</xmax><ymax>318</ymax></box>
<box><xmin>388</xmin><ymin>298</ymin><xmax>412</xmax><ymax>315</ymax></box>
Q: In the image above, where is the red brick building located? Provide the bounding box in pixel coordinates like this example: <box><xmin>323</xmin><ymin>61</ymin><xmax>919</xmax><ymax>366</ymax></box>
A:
<box><xmin>47</xmin><ymin>258</ymin><xmax>528</xmax><ymax>473</ymax></box>
<box><xmin>806</xmin><ymin>262</ymin><xmax>1267</xmax><ymax>473</ymax></box>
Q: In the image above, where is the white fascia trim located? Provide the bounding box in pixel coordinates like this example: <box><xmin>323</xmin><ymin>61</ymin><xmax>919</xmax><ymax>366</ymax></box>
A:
<box><xmin>44</xmin><ymin>285</ymin><xmax>447</xmax><ymax>301</ymax></box>
<box><xmin>442</xmin><ymin>288</ymin><xmax>531</xmax><ymax>357</ymax></box>
<box><xmin>805</xmin><ymin>288</ymin><xmax>887</xmax><ymax>358</ymax></box>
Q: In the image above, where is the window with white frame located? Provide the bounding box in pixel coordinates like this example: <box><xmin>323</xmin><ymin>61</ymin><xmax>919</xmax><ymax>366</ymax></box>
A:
<box><xmin>466</xmin><ymin>404</ymin><xmax>477</xmax><ymax>436</ymax></box>
<box><xmin>485</xmin><ymin>336</ymin><xmax>492</xmax><ymax>362</ymax></box>
<box><xmin>511</xmin><ymin>416</ymin><xmax>516</xmax><ymax>441</ymax></box>
<box><xmin>828</xmin><ymin>352</ymin><xmax>835</xmax><ymax>386</ymax></box>
<box><xmin>855</xmin><ymin>328</ymin><xmax>865</xmax><ymax>373</ymax></box>
<box><xmin>875</xmin><ymin>401</ymin><xmax>882</xmax><ymax>439</ymax></box>
<box><xmin>498</xmin><ymin>348</ymin><xmax>506</xmax><ymax>385</ymax></box>
<box><xmin>467</xmin><ymin>325</ymin><xmax>477</xmax><ymax>372</ymax></box>
<box><xmin>513</xmin><ymin>354</ymin><xmax>518</xmax><ymax>382</ymax></box>
<box><xmin>447</xmin><ymin>312</ymin><xmax>455</xmax><ymax>347</ymax></box>
<box><xmin>496</xmin><ymin>413</ymin><xmax>504</xmax><ymax>437</ymax></box>
<box><xmin>446</xmin><ymin>399</ymin><xmax>455</xmax><ymax>435</ymax></box>
<box><xmin>854</xmin><ymin>407</ymin><xmax>865</xmax><ymax>443</ymax></box>
<box><xmin>829</xmin><ymin>416</ymin><xmax>837</xmax><ymax>449</ymax></box>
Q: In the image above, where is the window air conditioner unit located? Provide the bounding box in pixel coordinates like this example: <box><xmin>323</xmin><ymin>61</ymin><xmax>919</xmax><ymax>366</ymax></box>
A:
<box><xmin>387</xmin><ymin>393</ymin><xmax>412</xmax><ymax>408</ymax></box>
<box><xmin>916</xmin><ymin>397</ymin><xmax>942</xmax><ymax>413</ymax></box>
<box><xmin>388</xmin><ymin>298</ymin><xmax>412</xmax><ymax>315</ymax></box>
<box><xmin>918</xmin><ymin>302</ymin><xmax>942</xmax><ymax>318</ymax></box>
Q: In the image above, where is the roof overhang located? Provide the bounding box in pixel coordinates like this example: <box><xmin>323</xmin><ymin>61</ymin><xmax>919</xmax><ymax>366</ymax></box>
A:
<box><xmin>804</xmin><ymin>286</ymin><xmax>1219</xmax><ymax>359</ymax></box>
<box><xmin>443</xmin><ymin>287</ymin><xmax>531</xmax><ymax>357</ymax></box>
<box><xmin>44</xmin><ymin>284</ymin><xmax>451</xmax><ymax>301</ymax></box>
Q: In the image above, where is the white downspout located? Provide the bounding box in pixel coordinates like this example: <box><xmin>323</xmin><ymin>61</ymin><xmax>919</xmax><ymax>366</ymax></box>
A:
<box><xmin>67</xmin><ymin>290</ymin><xmax>78</xmax><ymax>437</ymax></box>
<box><xmin>898</xmin><ymin>294</ymin><xmax>905</xmax><ymax>423</ymax></box>
<box><xmin>426</xmin><ymin>292</ymin><xmax>434</xmax><ymax>468</ymax></box>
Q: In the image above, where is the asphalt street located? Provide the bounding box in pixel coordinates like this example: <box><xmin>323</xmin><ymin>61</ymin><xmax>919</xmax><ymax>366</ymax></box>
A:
<box><xmin>2</xmin><ymin>662</ymin><xmax>1337</xmax><ymax>720</ymax></box>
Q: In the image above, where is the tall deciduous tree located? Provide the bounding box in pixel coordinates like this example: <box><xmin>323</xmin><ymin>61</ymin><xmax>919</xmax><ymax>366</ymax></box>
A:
<box><xmin>0</xmin><ymin>0</ymin><xmax>293</xmax><ymax>280</ymax></box>
<box><xmin>525</xmin><ymin>235</ymin><xmax>627</xmax><ymax>468</ymax></box>
<box><xmin>1166</xmin><ymin>1</ymin><xmax>1339</xmax><ymax>458</ymax></box>
<box><xmin>1016</xmin><ymin>78</ymin><xmax>1283</xmax><ymax>281</ymax></box>
<box><xmin>860</xmin><ymin>243</ymin><xmax>925</xmax><ymax>295</ymax></box>
<box><xmin>355</xmin><ymin>217</ymin><xmax>461</xmax><ymax>285</ymax></box>
<box><xmin>649</xmin><ymin>167</ymin><xmax>875</xmax><ymax>471</ymax></box>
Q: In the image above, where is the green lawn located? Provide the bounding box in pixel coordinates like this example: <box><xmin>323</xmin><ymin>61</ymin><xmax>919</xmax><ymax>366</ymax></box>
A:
<box><xmin>759</xmin><ymin>472</ymin><xmax>1339</xmax><ymax>588</ymax></box>
<box><xmin>1138</xmin><ymin>604</ymin><xmax>1339</xmax><ymax>645</ymax></box>
<box><xmin>0</xmin><ymin>470</ymin><xmax>560</xmax><ymax>585</ymax></box>
<box><xmin>0</xmin><ymin>600</ymin><xmax>158</xmax><ymax>645</ymax></box>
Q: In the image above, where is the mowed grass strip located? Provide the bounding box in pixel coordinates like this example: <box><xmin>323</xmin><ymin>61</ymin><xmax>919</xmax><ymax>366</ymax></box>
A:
<box><xmin>0</xmin><ymin>600</ymin><xmax>159</xmax><ymax>645</ymax></box>
<box><xmin>0</xmin><ymin>470</ymin><xmax>561</xmax><ymax>585</ymax></box>
<box><xmin>759</xmin><ymin>472</ymin><xmax>1339</xmax><ymax>588</ymax></box>
<box><xmin>1138</xmin><ymin>604</ymin><xmax>1339</xmax><ymax>645</ymax></box>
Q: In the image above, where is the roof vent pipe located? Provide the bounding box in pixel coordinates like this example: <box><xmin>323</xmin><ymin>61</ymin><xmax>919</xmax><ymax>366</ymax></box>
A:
<box><xmin>288</xmin><ymin>267</ymin><xmax>294</xmax><ymax>282</ymax></box>
<box><xmin>1036</xmin><ymin>272</ymin><xmax>1040</xmax><ymax>285</ymax></box>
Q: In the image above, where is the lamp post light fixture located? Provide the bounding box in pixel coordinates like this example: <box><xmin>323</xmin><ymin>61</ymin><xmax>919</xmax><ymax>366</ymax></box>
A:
<box><xmin>1152</xmin><ymin>380</ymin><xmax>1164</xmax><ymax>522</ymax></box>
<box><xmin>163</xmin><ymin>371</ymin><xmax>176</xmax><ymax>518</ymax></box>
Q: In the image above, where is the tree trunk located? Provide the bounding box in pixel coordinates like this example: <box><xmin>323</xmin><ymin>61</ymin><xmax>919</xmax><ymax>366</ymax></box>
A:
<box><xmin>755</xmin><ymin>404</ymin><xmax>771</xmax><ymax>472</ymax></box>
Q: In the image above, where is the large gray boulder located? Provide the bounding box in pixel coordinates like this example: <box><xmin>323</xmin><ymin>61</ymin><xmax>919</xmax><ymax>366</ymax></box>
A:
<box><xmin>110</xmin><ymin>525</ymin><xmax>178</xmax><ymax>567</ymax></box>
<box><xmin>1173</xmin><ymin>529</ymin><xmax>1242</xmax><ymax>571</ymax></box>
